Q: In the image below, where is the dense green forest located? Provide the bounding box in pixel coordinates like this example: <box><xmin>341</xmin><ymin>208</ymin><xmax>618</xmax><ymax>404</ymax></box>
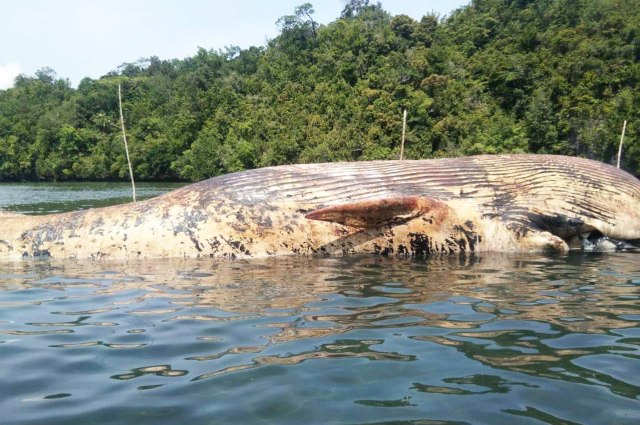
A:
<box><xmin>1</xmin><ymin>0</ymin><xmax>639</xmax><ymax>182</ymax></box>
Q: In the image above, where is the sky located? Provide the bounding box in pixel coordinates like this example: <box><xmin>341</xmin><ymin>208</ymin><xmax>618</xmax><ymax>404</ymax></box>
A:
<box><xmin>0</xmin><ymin>0</ymin><xmax>469</xmax><ymax>89</ymax></box>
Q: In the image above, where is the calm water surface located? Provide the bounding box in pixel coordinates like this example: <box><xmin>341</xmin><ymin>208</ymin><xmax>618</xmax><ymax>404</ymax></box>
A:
<box><xmin>0</xmin><ymin>184</ymin><xmax>639</xmax><ymax>424</ymax></box>
<box><xmin>0</xmin><ymin>181</ymin><xmax>183</xmax><ymax>214</ymax></box>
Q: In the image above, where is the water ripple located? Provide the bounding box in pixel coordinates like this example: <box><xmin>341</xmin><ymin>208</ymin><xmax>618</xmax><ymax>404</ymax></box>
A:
<box><xmin>1</xmin><ymin>254</ymin><xmax>639</xmax><ymax>425</ymax></box>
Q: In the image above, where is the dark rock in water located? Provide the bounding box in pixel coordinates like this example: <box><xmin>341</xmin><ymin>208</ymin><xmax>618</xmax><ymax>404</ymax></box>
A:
<box><xmin>581</xmin><ymin>233</ymin><xmax>638</xmax><ymax>252</ymax></box>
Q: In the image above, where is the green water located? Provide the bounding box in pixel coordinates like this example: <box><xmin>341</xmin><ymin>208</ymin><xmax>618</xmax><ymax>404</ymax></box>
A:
<box><xmin>0</xmin><ymin>181</ymin><xmax>183</xmax><ymax>214</ymax></box>
<box><xmin>0</xmin><ymin>184</ymin><xmax>639</xmax><ymax>424</ymax></box>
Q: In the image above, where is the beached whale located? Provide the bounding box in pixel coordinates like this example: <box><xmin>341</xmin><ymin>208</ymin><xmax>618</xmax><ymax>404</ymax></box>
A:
<box><xmin>1</xmin><ymin>154</ymin><xmax>639</xmax><ymax>260</ymax></box>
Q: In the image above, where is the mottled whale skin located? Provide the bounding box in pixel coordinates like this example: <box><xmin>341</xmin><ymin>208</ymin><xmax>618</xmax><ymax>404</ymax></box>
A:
<box><xmin>1</xmin><ymin>154</ymin><xmax>639</xmax><ymax>260</ymax></box>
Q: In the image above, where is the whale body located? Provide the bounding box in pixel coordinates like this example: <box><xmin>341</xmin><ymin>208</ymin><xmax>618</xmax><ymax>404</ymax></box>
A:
<box><xmin>1</xmin><ymin>154</ymin><xmax>639</xmax><ymax>260</ymax></box>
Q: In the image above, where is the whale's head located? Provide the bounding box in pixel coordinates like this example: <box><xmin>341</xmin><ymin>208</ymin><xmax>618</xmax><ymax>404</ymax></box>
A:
<box><xmin>530</xmin><ymin>159</ymin><xmax>640</xmax><ymax>249</ymax></box>
<box><xmin>579</xmin><ymin>165</ymin><xmax>640</xmax><ymax>242</ymax></box>
<box><xmin>593</xmin><ymin>188</ymin><xmax>640</xmax><ymax>241</ymax></box>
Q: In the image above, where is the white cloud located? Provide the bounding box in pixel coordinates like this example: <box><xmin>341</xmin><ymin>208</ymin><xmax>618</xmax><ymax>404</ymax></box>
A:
<box><xmin>0</xmin><ymin>63</ymin><xmax>22</xmax><ymax>89</ymax></box>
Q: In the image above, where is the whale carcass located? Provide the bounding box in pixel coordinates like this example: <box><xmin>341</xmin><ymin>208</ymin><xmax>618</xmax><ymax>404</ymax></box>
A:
<box><xmin>1</xmin><ymin>154</ymin><xmax>639</xmax><ymax>260</ymax></box>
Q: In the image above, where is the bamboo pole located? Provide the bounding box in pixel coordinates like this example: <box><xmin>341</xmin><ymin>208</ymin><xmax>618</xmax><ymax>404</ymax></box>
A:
<box><xmin>118</xmin><ymin>83</ymin><xmax>136</xmax><ymax>202</ymax></box>
<box><xmin>617</xmin><ymin>120</ymin><xmax>627</xmax><ymax>169</ymax></box>
<box><xmin>400</xmin><ymin>109</ymin><xmax>407</xmax><ymax>160</ymax></box>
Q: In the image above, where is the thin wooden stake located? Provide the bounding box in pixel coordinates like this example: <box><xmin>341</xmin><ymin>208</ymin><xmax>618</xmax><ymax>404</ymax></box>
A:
<box><xmin>118</xmin><ymin>83</ymin><xmax>136</xmax><ymax>202</ymax></box>
<box><xmin>400</xmin><ymin>109</ymin><xmax>407</xmax><ymax>160</ymax></box>
<box><xmin>617</xmin><ymin>120</ymin><xmax>627</xmax><ymax>169</ymax></box>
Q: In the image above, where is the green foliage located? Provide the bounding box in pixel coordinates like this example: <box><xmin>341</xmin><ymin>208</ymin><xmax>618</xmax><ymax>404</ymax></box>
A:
<box><xmin>1</xmin><ymin>0</ymin><xmax>640</xmax><ymax>181</ymax></box>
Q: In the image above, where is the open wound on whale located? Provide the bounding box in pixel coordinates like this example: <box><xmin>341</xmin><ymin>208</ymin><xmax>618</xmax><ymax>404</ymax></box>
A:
<box><xmin>305</xmin><ymin>196</ymin><xmax>565</xmax><ymax>253</ymax></box>
<box><xmin>305</xmin><ymin>196</ymin><xmax>448</xmax><ymax>228</ymax></box>
<box><xmin>305</xmin><ymin>196</ymin><xmax>639</xmax><ymax>253</ymax></box>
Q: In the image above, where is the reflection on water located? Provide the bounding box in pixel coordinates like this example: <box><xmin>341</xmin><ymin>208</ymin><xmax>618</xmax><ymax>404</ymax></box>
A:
<box><xmin>1</xmin><ymin>253</ymin><xmax>639</xmax><ymax>424</ymax></box>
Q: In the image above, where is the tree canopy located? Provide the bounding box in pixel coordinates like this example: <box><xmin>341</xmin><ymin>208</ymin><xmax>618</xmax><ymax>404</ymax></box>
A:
<box><xmin>1</xmin><ymin>0</ymin><xmax>639</xmax><ymax>182</ymax></box>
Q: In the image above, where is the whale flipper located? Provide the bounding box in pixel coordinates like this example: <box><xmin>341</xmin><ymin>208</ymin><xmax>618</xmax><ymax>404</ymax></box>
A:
<box><xmin>305</xmin><ymin>196</ymin><xmax>449</xmax><ymax>228</ymax></box>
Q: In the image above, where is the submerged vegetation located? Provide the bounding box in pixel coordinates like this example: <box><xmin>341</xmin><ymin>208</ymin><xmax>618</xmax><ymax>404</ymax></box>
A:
<box><xmin>1</xmin><ymin>0</ymin><xmax>639</xmax><ymax>181</ymax></box>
